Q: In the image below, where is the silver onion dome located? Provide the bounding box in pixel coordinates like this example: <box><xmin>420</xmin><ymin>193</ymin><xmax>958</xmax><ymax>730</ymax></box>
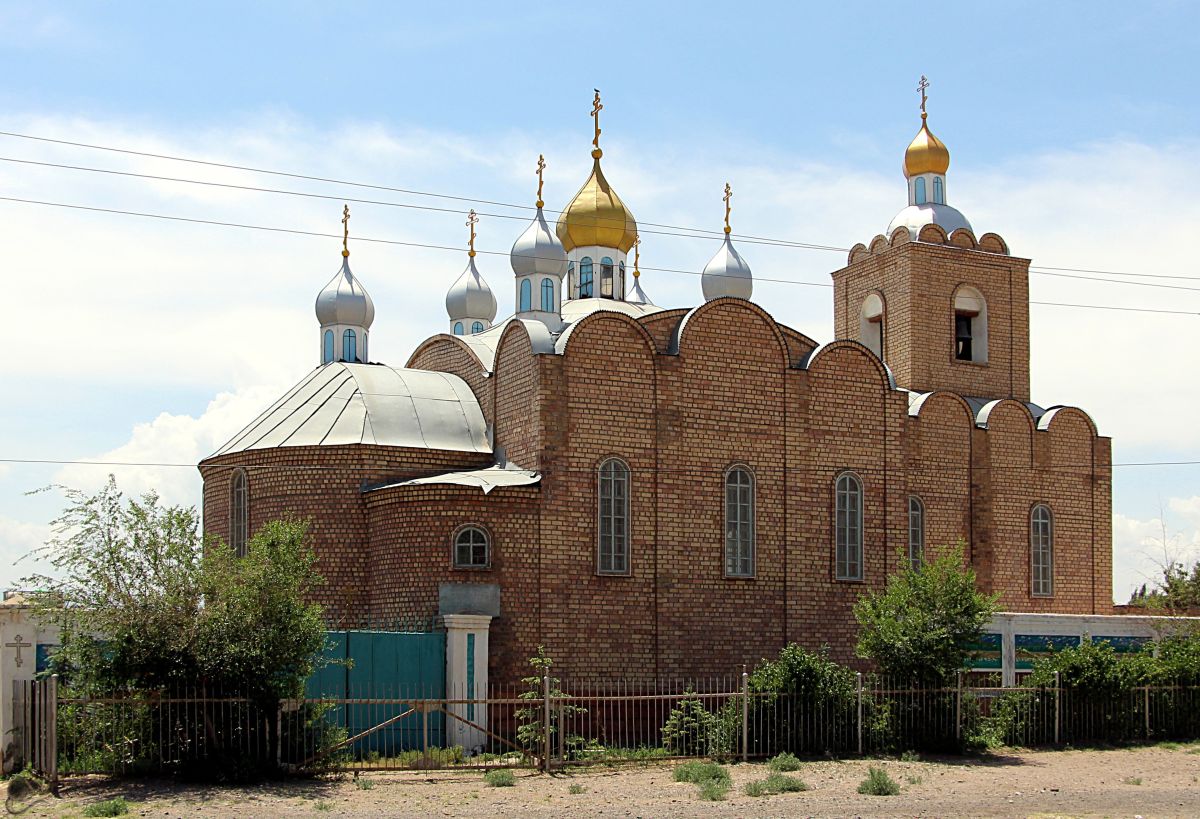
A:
<box><xmin>446</xmin><ymin>257</ymin><xmax>498</xmax><ymax>322</ymax></box>
<box><xmin>887</xmin><ymin>202</ymin><xmax>973</xmax><ymax>238</ymax></box>
<box><xmin>315</xmin><ymin>258</ymin><xmax>375</xmax><ymax>328</ymax></box>
<box><xmin>510</xmin><ymin>207</ymin><xmax>567</xmax><ymax>279</ymax></box>
<box><xmin>700</xmin><ymin>235</ymin><xmax>753</xmax><ymax>301</ymax></box>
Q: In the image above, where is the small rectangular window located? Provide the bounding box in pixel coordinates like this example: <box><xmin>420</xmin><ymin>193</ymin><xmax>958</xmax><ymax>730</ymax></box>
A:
<box><xmin>954</xmin><ymin>313</ymin><xmax>973</xmax><ymax>361</ymax></box>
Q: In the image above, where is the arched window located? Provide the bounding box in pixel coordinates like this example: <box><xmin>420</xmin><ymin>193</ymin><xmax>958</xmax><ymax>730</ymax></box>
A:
<box><xmin>453</xmin><ymin>322</ymin><xmax>464</xmax><ymax>335</ymax></box>
<box><xmin>322</xmin><ymin>330</ymin><xmax>334</xmax><ymax>364</ymax></box>
<box><xmin>953</xmin><ymin>286</ymin><xmax>988</xmax><ymax>363</ymax></box>
<box><xmin>453</xmin><ymin>525</ymin><xmax>490</xmax><ymax>569</ymax></box>
<box><xmin>914</xmin><ymin>177</ymin><xmax>927</xmax><ymax>205</ymax></box>
<box><xmin>600</xmin><ymin>256</ymin><xmax>614</xmax><ymax>298</ymax></box>
<box><xmin>933</xmin><ymin>176</ymin><xmax>944</xmax><ymax>204</ymax></box>
<box><xmin>471</xmin><ymin>321</ymin><xmax>484</xmax><ymax>334</ymax></box>
<box><xmin>597</xmin><ymin>458</ymin><xmax>630</xmax><ymax>574</ymax></box>
<box><xmin>859</xmin><ymin>293</ymin><xmax>884</xmax><ymax>359</ymax></box>
<box><xmin>724</xmin><ymin>467</ymin><xmax>755</xmax><ymax>577</ymax></box>
<box><xmin>1031</xmin><ymin>504</ymin><xmax>1054</xmax><ymax>596</ymax></box>
<box><xmin>835</xmin><ymin>473</ymin><xmax>863</xmax><ymax>580</ymax></box>
<box><xmin>230</xmin><ymin>468</ymin><xmax>249</xmax><ymax>557</ymax></box>
<box><xmin>908</xmin><ymin>496</ymin><xmax>925</xmax><ymax>570</ymax></box>
<box><xmin>342</xmin><ymin>329</ymin><xmax>357</xmax><ymax>362</ymax></box>
<box><xmin>540</xmin><ymin>278</ymin><xmax>555</xmax><ymax>312</ymax></box>
<box><xmin>579</xmin><ymin>257</ymin><xmax>594</xmax><ymax>298</ymax></box>
<box><xmin>519</xmin><ymin>278</ymin><xmax>532</xmax><ymax>312</ymax></box>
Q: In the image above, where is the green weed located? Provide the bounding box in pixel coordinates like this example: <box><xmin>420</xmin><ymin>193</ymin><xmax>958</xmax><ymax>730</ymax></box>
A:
<box><xmin>315</xmin><ymin>801</ymin><xmax>333</xmax><ymax>812</ymax></box>
<box><xmin>484</xmin><ymin>769</ymin><xmax>516</xmax><ymax>787</ymax></box>
<box><xmin>857</xmin><ymin>766</ymin><xmax>900</xmax><ymax>796</ymax></box>
<box><xmin>767</xmin><ymin>751</ymin><xmax>803</xmax><ymax>772</ymax></box>
<box><xmin>355</xmin><ymin>778</ymin><xmax>374</xmax><ymax>790</ymax></box>
<box><xmin>83</xmin><ymin>798</ymin><xmax>129</xmax><ymax>817</ymax></box>
<box><xmin>698</xmin><ymin>778</ymin><xmax>731</xmax><ymax>801</ymax></box>
<box><xmin>672</xmin><ymin>760</ymin><xmax>730</xmax><ymax>785</ymax></box>
<box><xmin>1124</xmin><ymin>776</ymin><xmax>1142</xmax><ymax>786</ymax></box>
<box><xmin>568</xmin><ymin>783</ymin><xmax>585</xmax><ymax>794</ymax></box>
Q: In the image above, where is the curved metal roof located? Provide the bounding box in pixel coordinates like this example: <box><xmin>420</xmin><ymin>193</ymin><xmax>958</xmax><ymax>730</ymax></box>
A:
<box><xmin>210</xmin><ymin>363</ymin><xmax>491</xmax><ymax>458</ymax></box>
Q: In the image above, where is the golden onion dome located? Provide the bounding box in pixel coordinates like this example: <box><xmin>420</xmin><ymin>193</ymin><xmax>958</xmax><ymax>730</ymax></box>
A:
<box><xmin>903</xmin><ymin>114</ymin><xmax>950</xmax><ymax>177</ymax></box>
<box><xmin>555</xmin><ymin>152</ymin><xmax>638</xmax><ymax>253</ymax></box>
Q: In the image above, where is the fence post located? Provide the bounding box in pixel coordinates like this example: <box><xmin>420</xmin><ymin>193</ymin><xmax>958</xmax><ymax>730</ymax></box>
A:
<box><xmin>542</xmin><ymin>674</ymin><xmax>551</xmax><ymax>773</ymax></box>
<box><xmin>856</xmin><ymin>672</ymin><xmax>863</xmax><ymax>756</ymax></box>
<box><xmin>1144</xmin><ymin>686</ymin><xmax>1151</xmax><ymax>741</ymax></box>
<box><xmin>740</xmin><ymin>668</ymin><xmax>749</xmax><ymax>763</ymax></box>
<box><xmin>955</xmin><ymin>670</ymin><xmax>963</xmax><ymax>741</ymax></box>
<box><xmin>276</xmin><ymin>703</ymin><xmax>283</xmax><ymax>770</ymax></box>
<box><xmin>1053</xmin><ymin>671</ymin><xmax>1061</xmax><ymax>745</ymax></box>
<box><xmin>47</xmin><ymin>675</ymin><xmax>58</xmax><ymax>793</ymax></box>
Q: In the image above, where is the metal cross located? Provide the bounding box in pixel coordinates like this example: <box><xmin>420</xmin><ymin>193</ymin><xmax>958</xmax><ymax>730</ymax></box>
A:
<box><xmin>536</xmin><ymin>154</ymin><xmax>546</xmax><ymax>207</ymax></box>
<box><xmin>466</xmin><ymin>209</ymin><xmax>479</xmax><ymax>257</ymax></box>
<box><xmin>723</xmin><ymin>183</ymin><xmax>733</xmax><ymax>233</ymax></box>
<box><xmin>591</xmin><ymin>89</ymin><xmax>603</xmax><ymax>150</ymax></box>
<box><xmin>341</xmin><ymin>204</ymin><xmax>351</xmax><ymax>256</ymax></box>
<box><xmin>5</xmin><ymin>634</ymin><xmax>31</xmax><ymax>668</ymax></box>
<box><xmin>918</xmin><ymin>75</ymin><xmax>930</xmax><ymax>115</ymax></box>
<box><xmin>633</xmin><ymin>233</ymin><xmax>641</xmax><ymax>277</ymax></box>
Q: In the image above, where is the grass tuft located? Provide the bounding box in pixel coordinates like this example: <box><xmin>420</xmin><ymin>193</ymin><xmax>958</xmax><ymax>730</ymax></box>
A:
<box><xmin>83</xmin><ymin>798</ymin><xmax>130</xmax><ymax>817</ymax></box>
<box><xmin>568</xmin><ymin>783</ymin><xmax>585</xmax><ymax>794</ymax></box>
<box><xmin>314</xmin><ymin>801</ymin><xmax>333</xmax><ymax>812</ymax></box>
<box><xmin>905</xmin><ymin>773</ymin><xmax>922</xmax><ymax>785</ymax></box>
<box><xmin>744</xmin><ymin>779</ymin><xmax>769</xmax><ymax>797</ymax></box>
<box><xmin>899</xmin><ymin>749</ymin><xmax>920</xmax><ymax>762</ymax></box>
<box><xmin>857</xmin><ymin>766</ymin><xmax>901</xmax><ymax>796</ymax></box>
<box><xmin>764</xmin><ymin>771</ymin><xmax>808</xmax><ymax>793</ymax></box>
<box><xmin>484</xmin><ymin>769</ymin><xmax>516</xmax><ymax>787</ymax></box>
<box><xmin>673</xmin><ymin>760</ymin><xmax>730</xmax><ymax>785</ymax></box>
<box><xmin>1124</xmin><ymin>776</ymin><xmax>1143</xmax><ymax>786</ymax></box>
<box><xmin>355</xmin><ymin>777</ymin><xmax>374</xmax><ymax>790</ymax></box>
<box><xmin>697</xmin><ymin>778</ymin><xmax>731</xmax><ymax>801</ymax></box>
<box><xmin>767</xmin><ymin>751</ymin><xmax>803</xmax><ymax>772</ymax></box>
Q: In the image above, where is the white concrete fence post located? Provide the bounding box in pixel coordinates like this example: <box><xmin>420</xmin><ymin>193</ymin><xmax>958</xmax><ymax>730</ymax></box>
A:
<box><xmin>741</xmin><ymin>669</ymin><xmax>749</xmax><ymax>763</ymax></box>
<box><xmin>856</xmin><ymin>672</ymin><xmax>863</xmax><ymax>755</ymax></box>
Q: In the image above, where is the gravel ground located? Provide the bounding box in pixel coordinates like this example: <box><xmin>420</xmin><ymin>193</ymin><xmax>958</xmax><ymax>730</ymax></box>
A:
<box><xmin>11</xmin><ymin>744</ymin><xmax>1200</xmax><ymax>818</ymax></box>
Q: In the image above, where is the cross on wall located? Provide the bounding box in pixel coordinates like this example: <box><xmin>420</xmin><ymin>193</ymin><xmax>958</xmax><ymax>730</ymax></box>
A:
<box><xmin>5</xmin><ymin>634</ymin><xmax>32</xmax><ymax>667</ymax></box>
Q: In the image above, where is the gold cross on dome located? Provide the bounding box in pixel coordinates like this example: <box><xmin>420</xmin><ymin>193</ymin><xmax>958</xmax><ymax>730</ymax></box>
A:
<box><xmin>591</xmin><ymin>89</ymin><xmax>603</xmax><ymax>150</ymax></box>
<box><xmin>341</xmin><ymin>204</ymin><xmax>351</xmax><ymax>257</ymax></box>
<box><xmin>918</xmin><ymin>75</ymin><xmax>930</xmax><ymax>116</ymax></box>
<box><xmin>5</xmin><ymin>634</ymin><xmax>31</xmax><ymax>667</ymax></box>
<box><xmin>723</xmin><ymin>183</ymin><xmax>733</xmax><ymax>234</ymax></box>
<box><xmin>536</xmin><ymin>154</ymin><xmax>546</xmax><ymax>207</ymax></box>
<box><xmin>466</xmin><ymin>209</ymin><xmax>479</xmax><ymax>257</ymax></box>
<box><xmin>633</xmin><ymin>233</ymin><xmax>641</xmax><ymax>278</ymax></box>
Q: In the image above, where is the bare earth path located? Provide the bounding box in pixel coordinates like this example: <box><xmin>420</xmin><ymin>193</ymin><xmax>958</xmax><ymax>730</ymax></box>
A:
<box><xmin>13</xmin><ymin>744</ymin><xmax>1200</xmax><ymax>818</ymax></box>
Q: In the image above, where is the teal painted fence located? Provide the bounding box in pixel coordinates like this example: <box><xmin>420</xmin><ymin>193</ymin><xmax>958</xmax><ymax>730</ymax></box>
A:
<box><xmin>307</xmin><ymin>629</ymin><xmax>446</xmax><ymax>756</ymax></box>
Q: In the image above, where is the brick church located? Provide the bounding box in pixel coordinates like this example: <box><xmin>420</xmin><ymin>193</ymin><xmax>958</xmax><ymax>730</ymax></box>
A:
<box><xmin>200</xmin><ymin>92</ymin><xmax>1112</xmax><ymax>683</ymax></box>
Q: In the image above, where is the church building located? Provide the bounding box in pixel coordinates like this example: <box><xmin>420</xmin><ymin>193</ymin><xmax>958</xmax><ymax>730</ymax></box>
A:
<box><xmin>200</xmin><ymin>89</ymin><xmax>1112</xmax><ymax>683</ymax></box>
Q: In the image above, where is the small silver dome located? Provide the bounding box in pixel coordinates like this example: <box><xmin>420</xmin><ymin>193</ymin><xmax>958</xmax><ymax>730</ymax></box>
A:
<box><xmin>510</xmin><ymin>207</ymin><xmax>567</xmax><ymax>279</ymax></box>
<box><xmin>887</xmin><ymin>203</ymin><xmax>972</xmax><ymax>238</ymax></box>
<box><xmin>315</xmin><ymin>258</ymin><xmax>375</xmax><ymax>328</ymax></box>
<box><xmin>446</xmin><ymin>257</ymin><xmax>498</xmax><ymax>322</ymax></box>
<box><xmin>701</xmin><ymin>235</ymin><xmax>753</xmax><ymax>301</ymax></box>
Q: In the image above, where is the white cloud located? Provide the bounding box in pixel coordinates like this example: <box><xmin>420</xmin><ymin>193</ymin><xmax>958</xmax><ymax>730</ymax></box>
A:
<box><xmin>1112</xmin><ymin>500</ymin><xmax>1200</xmax><ymax>603</ymax></box>
<box><xmin>0</xmin><ymin>515</ymin><xmax>52</xmax><ymax>590</ymax></box>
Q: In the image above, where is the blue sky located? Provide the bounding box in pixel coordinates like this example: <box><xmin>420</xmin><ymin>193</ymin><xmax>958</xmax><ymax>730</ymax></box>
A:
<box><xmin>1</xmin><ymin>0</ymin><xmax>1199</xmax><ymax>600</ymax></box>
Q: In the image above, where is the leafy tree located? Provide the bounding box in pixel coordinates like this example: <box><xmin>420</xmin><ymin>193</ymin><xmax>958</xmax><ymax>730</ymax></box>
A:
<box><xmin>854</xmin><ymin>542</ymin><xmax>997</xmax><ymax>683</ymax></box>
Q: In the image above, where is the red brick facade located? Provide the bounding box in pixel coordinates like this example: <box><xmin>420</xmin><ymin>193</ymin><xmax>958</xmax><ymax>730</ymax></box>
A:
<box><xmin>200</xmin><ymin>228</ymin><xmax>1112</xmax><ymax>684</ymax></box>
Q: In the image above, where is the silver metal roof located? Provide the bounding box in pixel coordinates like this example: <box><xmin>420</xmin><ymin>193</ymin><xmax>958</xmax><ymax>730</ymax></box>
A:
<box><xmin>210</xmin><ymin>363</ymin><xmax>491</xmax><ymax>457</ymax></box>
<box><xmin>368</xmin><ymin>464</ymin><xmax>540</xmax><ymax>494</ymax></box>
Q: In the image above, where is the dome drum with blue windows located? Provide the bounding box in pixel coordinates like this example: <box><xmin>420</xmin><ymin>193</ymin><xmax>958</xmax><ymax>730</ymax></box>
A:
<box><xmin>315</xmin><ymin>251</ymin><xmax>374</xmax><ymax>365</ymax></box>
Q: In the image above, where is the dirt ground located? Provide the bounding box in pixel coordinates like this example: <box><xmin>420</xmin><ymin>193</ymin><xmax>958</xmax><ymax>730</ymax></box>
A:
<box><xmin>11</xmin><ymin>744</ymin><xmax>1200</xmax><ymax>818</ymax></box>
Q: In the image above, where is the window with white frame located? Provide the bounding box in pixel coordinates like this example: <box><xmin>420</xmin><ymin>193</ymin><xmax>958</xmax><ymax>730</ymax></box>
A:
<box><xmin>724</xmin><ymin>467</ymin><xmax>755</xmax><ymax>577</ymax></box>
<box><xmin>453</xmin><ymin>525</ymin><xmax>490</xmax><ymax>569</ymax></box>
<box><xmin>230</xmin><ymin>468</ymin><xmax>249</xmax><ymax>557</ymax></box>
<box><xmin>1031</xmin><ymin>504</ymin><xmax>1054</xmax><ymax>596</ymax></box>
<box><xmin>835</xmin><ymin>473</ymin><xmax>863</xmax><ymax>580</ymax></box>
<box><xmin>597</xmin><ymin>458</ymin><xmax>630</xmax><ymax>574</ymax></box>
<box><xmin>908</xmin><ymin>495</ymin><xmax>925</xmax><ymax>569</ymax></box>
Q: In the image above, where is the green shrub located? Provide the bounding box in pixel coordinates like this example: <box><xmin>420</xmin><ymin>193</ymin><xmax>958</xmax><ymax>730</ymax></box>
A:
<box><xmin>857</xmin><ymin>766</ymin><xmax>900</xmax><ymax>796</ymax></box>
<box><xmin>768</xmin><ymin>751</ymin><xmax>802</xmax><ymax>772</ymax></box>
<box><xmin>743</xmin><ymin>779</ymin><xmax>768</xmax><ymax>797</ymax></box>
<box><xmin>314</xmin><ymin>801</ymin><xmax>333</xmax><ymax>812</ymax></box>
<box><xmin>355</xmin><ymin>778</ymin><xmax>374</xmax><ymax>790</ymax></box>
<box><xmin>672</xmin><ymin>760</ymin><xmax>729</xmax><ymax>785</ymax></box>
<box><xmin>899</xmin><ymin>749</ymin><xmax>920</xmax><ymax>762</ymax></box>
<box><xmin>83</xmin><ymin>798</ymin><xmax>130</xmax><ymax>818</ymax></box>
<box><xmin>568</xmin><ymin>783</ymin><xmax>585</xmax><ymax>794</ymax></box>
<box><xmin>764</xmin><ymin>771</ymin><xmax>808</xmax><ymax>793</ymax></box>
<box><xmin>662</xmin><ymin>690</ymin><xmax>719</xmax><ymax>756</ymax></box>
<box><xmin>484</xmin><ymin>769</ymin><xmax>515</xmax><ymax>787</ymax></box>
<box><xmin>697</xmin><ymin>778</ymin><xmax>731</xmax><ymax>801</ymax></box>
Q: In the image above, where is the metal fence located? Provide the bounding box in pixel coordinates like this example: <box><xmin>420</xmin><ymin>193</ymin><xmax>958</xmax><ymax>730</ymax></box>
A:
<box><xmin>12</xmin><ymin>675</ymin><xmax>1200</xmax><ymax>782</ymax></box>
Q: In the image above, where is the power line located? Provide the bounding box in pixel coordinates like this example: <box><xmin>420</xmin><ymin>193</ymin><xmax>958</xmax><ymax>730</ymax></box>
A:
<box><xmin>3</xmin><ymin>128</ymin><xmax>1196</xmax><ymax>283</ymax></box>
<box><xmin>4</xmin><ymin>194</ymin><xmax>1199</xmax><ymax>315</ymax></box>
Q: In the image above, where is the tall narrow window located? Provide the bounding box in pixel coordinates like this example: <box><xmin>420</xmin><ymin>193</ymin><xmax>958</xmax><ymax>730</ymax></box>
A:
<box><xmin>908</xmin><ymin>496</ymin><xmax>925</xmax><ymax>569</ymax></box>
<box><xmin>1031</xmin><ymin>504</ymin><xmax>1054</xmax><ymax>596</ymax></box>
<box><xmin>540</xmin><ymin>278</ymin><xmax>555</xmax><ymax>312</ymax></box>
<box><xmin>342</xmin><ymin>329</ymin><xmax>357</xmax><ymax>362</ymax></box>
<box><xmin>600</xmin><ymin>256</ymin><xmax>614</xmax><ymax>298</ymax></box>
<box><xmin>835</xmin><ymin>473</ymin><xmax>863</xmax><ymax>580</ymax></box>
<box><xmin>618</xmin><ymin>261</ymin><xmax>626</xmax><ymax>297</ymax></box>
<box><xmin>914</xmin><ymin>177</ymin><xmax>927</xmax><ymax>205</ymax></box>
<box><xmin>597</xmin><ymin>458</ymin><xmax>630</xmax><ymax>574</ymax></box>
<box><xmin>860</xmin><ymin>293</ymin><xmax>884</xmax><ymax>360</ymax></box>
<box><xmin>953</xmin><ymin>286</ymin><xmax>988</xmax><ymax>363</ymax></box>
<box><xmin>579</xmin><ymin>257</ymin><xmax>594</xmax><ymax>298</ymax></box>
<box><xmin>322</xmin><ymin>330</ymin><xmax>334</xmax><ymax>364</ymax></box>
<box><xmin>471</xmin><ymin>321</ymin><xmax>484</xmax><ymax>334</ymax></box>
<box><xmin>453</xmin><ymin>322</ymin><xmax>464</xmax><ymax>335</ymax></box>
<box><xmin>453</xmin><ymin>525</ymin><xmax>490</xmax><ymax>569</ymax></box>
<box><xmin>724</xmin><ymin>467</ymin><xmax>755</xmax><ymax>577</ymax></box>
<box><xmin>230</xmin><ymin>468</ymin><xmax>249</xmax><ymax>557</ymax></box>
<box><xmin>933</xmin><ymin>176</ymin><xmax>944</xmax><ymax>204</ymax></box>
<box><xmin>567</xmin><ymin>261</ymin><xmax>575</xmax><ymax>296</ymax></box>
<box><xmin>519</xmin><ymin>278</ymin><xmax>532</xmax><ymax>311</ymax></box>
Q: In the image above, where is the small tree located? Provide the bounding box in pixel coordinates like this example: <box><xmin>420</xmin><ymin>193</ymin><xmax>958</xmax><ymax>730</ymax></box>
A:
<box><xmin>854</xmin><ymin>541</ymin><xmax>997</xmax><ymax>683</ymax></box>
<box><xmin>515</xmin><ymin>646</ymin><xmax>584</xmax><ymax>759</ymax></box>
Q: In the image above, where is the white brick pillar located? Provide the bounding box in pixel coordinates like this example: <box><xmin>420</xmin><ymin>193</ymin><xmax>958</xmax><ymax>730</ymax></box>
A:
<box><xmin>0</xmin><ymin>595</ymin><xmax>60</xmax><ymax>772</ymax></box>
<box><xmin>442</xmin><ymin>614</ymin><xmax>492</xmax><ymax>753</ymax></box>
